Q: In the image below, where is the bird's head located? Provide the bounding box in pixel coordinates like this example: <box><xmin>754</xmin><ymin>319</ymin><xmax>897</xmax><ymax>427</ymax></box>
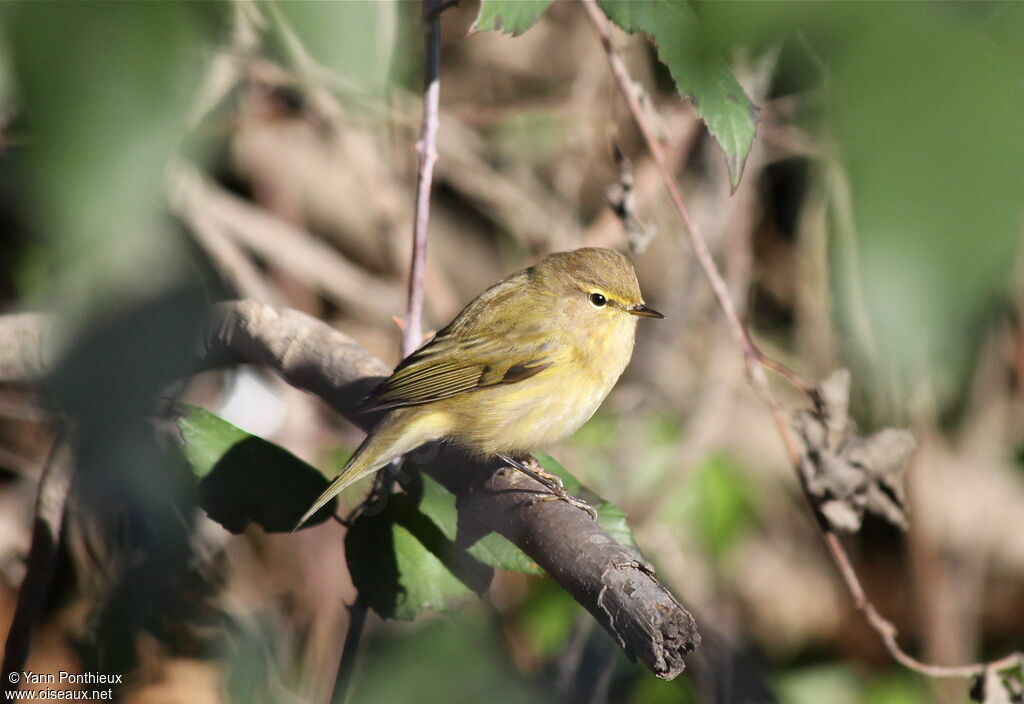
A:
<box><xmin>531</xmin><ymin>247</ymin><xmax>664</xmax><ymax>322</ymax></box>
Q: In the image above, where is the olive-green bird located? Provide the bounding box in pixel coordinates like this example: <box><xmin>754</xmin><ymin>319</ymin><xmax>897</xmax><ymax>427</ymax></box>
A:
<box><xmin>296</xmin><ymin>247</ymin><xmax>663</xmax><ymax>528</ymax></box>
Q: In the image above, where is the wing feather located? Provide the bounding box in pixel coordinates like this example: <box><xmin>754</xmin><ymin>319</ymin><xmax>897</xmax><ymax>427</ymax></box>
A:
<box><xmin>364</xmin><ymin>334</ymin><xmax>556</xmax><ymax>411</ymax></box>
<box><xmin>363</xmin><ymin>268</ymin><xmax>567</xmax><ymax>412</ymax></box>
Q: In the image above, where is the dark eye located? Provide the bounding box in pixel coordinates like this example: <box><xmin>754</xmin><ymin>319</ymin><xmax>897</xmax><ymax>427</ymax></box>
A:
<box><xmin>589</xmin><ymin>292</ymin><xmax>607</xmax><ymax>307</ymax></box>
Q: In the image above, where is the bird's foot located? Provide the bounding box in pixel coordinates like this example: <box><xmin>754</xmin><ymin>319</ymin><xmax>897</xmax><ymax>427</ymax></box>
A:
<box><xmin>527</xmin><ymin>490</ymin><xmax>598</xmax><ymax>521</ymax></box>
<box><xmin>496</xmin><ymin>454</ymin><xmax>596</xmax><ymax>520</ymax></box>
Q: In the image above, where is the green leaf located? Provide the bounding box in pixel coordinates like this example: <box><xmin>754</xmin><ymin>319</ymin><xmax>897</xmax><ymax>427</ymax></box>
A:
<box><xmin>176</xmin><ymin>405</ymin><xmax>336</xmax><ymax>532</ymax></box>
<box><xmin>473</xmin><ymin>0</ymin><xmax>553</xmax><ymax>36</ymax></box>
<box><xmin>345</xmin><ymin>484</ymin><xmax>494</xmax><ymax>621</ymax></box>
<box><xmin>598</xmin><ymin>0</ymin><xmax>757</xmax><ymax>190</ymax></box>
<box><xmin>262</xmin><ymin>0</ymin><xmax>398</xmax><ymax>95</ymax></box>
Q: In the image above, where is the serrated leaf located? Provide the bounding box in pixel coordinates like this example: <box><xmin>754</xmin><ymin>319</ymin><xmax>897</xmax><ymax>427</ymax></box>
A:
<box><xmin>598</xmin><ymin>0</ymin><xmax>757</xmax><ymax>190</ymax></box>
<box><xmin>473</xmin><ymin>0</ymin><xmax>553</xmax><ymax>36</ymax></box>
<box><xmin>176</xmin><ymin>405</ymin><xmax>336</xmax><ymax>532</ymax></box>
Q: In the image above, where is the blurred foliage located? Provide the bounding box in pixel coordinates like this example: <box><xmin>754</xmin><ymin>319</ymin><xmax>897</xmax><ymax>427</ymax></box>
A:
<box><xmin>687</xmin><ymin>455</ymin><xmax>757</xmax><ymax>559</ymax></box>
<box><xmin>0</xmin><ymin>1</ymin><xmax>1022</xmax><ymax>703</ymax></box>
<box><xmin>3</xmin><ymin>1</ymin><xmax>216</xmax><ymax>313</ymax></box>
<box><xmin>695</xmin><ymin>1</ymin><xmax>1024</xmax><ymax>413</ymax></box>
<box><xmin>475</xmin><ymin>0</ymin><xmax>758</xmax><ymax>189</ymax></box>
<box><xmin>263</xmin><ymin>0</ymin><xmax>397</xmax><ymax>96</ymax></box>
<box><xmin>777</xmin><ymin>666</ymin><xmax>928</xmax><ymax>704</ymax></box>
<box><xmin>356</xmin><ymin>608</ymin><xmax>546</xmax><ymax>704</ymax></box>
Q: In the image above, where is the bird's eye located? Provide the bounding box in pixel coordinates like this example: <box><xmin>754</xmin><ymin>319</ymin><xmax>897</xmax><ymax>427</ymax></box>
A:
<box><xmin>589</xmin><ymin>292</ymin><xmax>607</xmax><ymax>307</ymax></box>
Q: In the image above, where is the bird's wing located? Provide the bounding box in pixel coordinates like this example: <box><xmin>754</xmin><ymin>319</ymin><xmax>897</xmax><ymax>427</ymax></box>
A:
<box><xmin>363</xmin><ymin>330</ymin><xmax>559</xmax><ymax>412</ymax></box>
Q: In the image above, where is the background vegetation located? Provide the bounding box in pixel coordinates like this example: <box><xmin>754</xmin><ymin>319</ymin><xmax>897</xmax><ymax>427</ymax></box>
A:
<box><xmin>1</xmin><ymin>1</ymin><xmax>1023</xmax><ymax>703</ymax></box>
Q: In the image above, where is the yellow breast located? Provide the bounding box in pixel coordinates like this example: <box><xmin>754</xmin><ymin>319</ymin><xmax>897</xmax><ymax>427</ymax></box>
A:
<box><xmin>443</xmin><ymin>315</ymin><xmax>637</xmax><ymax>455</ymax></box>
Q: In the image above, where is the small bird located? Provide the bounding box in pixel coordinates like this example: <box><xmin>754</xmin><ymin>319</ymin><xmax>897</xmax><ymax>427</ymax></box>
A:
<box><xmin>296</xmin><ymin>247</ymin><xmax>663</xmax><ymax>528</ymax></box>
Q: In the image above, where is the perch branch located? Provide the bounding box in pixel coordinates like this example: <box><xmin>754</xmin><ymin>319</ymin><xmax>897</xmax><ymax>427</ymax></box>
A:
<box><xmin>579</xmin><ymin>0</ymin><xmax>1022</xmax><ymax>681</ymax></box>
<box><xmin>0</xmin><ymin>302</ymin><xmax>700</xmax><ymax>679</ymax></box>
<box><xmin>1</xmin><ymin>434</ymin><xmax>73</xmax><ymax>693</ymax></box>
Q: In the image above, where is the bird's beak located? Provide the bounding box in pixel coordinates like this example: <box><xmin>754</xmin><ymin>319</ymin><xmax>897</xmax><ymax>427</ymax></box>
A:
<box><xmin>628</xmin><ymin>303</ymin><xmax>664</xmax><ymax>319</ymax></box>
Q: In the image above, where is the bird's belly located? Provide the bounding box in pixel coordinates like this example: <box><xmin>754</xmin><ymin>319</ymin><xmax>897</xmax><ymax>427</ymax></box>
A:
<box><xmin>448</xmin><ymin>368</ymin><xmax>619</xmax><ymax>456</ymax></box>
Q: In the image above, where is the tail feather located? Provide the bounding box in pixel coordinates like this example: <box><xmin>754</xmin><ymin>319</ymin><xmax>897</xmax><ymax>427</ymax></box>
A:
<box><xmin>293</xmin><ymin>409</ymin><xmax>442</xmax><ymax>530</ymax></box>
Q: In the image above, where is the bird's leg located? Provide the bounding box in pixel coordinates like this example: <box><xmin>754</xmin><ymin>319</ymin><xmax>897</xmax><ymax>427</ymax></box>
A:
<box><xmin>495</xmin><ymin>454</ymin><xmax>597</xmax><ymax>521</ymax></box>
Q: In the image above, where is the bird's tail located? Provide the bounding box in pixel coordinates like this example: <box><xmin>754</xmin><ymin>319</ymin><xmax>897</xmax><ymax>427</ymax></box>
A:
<box><xmin>294</xmin><ymin>408</ymin><xmax>443</xmax><ymax>530</ymax></box>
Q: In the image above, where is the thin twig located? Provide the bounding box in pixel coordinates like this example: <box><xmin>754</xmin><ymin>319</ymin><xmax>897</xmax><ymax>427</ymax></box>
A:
<box><xmin>332</xmin><ymin>3</ymin><xmax>445</xmax><ymax>700</ymax></box>
<box><xmin>579</xmin><ymin>0</ymin><xmax>1023</xmax><ymax>681</ymax></box>
<box><xmin>2</xmin><ymin>433</ymin><xmax>72</xmax><ymax>693</ymax></box>
<box><xmin>403</xmin><ymin>0</ymin><xmax>443</xmax><ymax>358</ymax></box>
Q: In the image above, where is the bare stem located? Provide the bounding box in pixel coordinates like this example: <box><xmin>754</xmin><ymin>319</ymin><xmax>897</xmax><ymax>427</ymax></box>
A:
<box><xmin>403</xmin><ymin>0</ymin><xmax>443</xmax><ymax>358</ymax></box>
<box><xmin>579</xmin><ymin>0</ymin><xmax>1022</xmax><ymax>682</ymax></box>
<box><xmin>333</xmin><ymin>2</ymin><xmax>446</xmax><ymax>700</ymax></box>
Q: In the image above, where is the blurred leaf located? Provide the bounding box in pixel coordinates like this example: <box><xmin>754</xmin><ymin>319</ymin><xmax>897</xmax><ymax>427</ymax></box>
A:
<box><xmin>690</xmin><ymin>455</ymin><xmax>756</xmax><ymax>557</ymax></box>
<box><xmin>599</xmin><ymin>0</ymin><xmax>757</xmax><ymax>190</ymax></box>
<box><xmin>829</xmin><ymin>8</ymin><xmax>1024</xmax><ymax>406</ymax></box>
<box><xmin>514</xmin><ymin>581</ymin><xmax>576</xmax><ymax>657</ymax></box>
<box><xmin>176</xmin><ymin>405</ymin><xmax>336</xmax><ymax>532</ymax></box>
<box><xmin>356</xmin><ymin>609</ymin><xmax>543</xmax><ymax>704</ymax></box>
<box><xmin>571</xmin><ymin>412</ymin><xmax>619</xmax><ymax>450</ymax></box>
<box><xmin>629</xmin><ymin>670</ymin><xmax>699</xmax><ymax>704</ymax></box>
<box><xmin>778</xmin><ymin>665</ymin><xmax>861</xmax><ymax>704</ymax></box>
<box><xmin>865</xmin><ymin>672</ymin><xmax>928</xmax><ymax>704</ymax></box>
<box><xmin>536</xmin><ymin>453</ymin><xmax>637</xmax><ymax>548</ymax></box>
<box><xmin>473</xmin><ymin>0</ymin><xmax>553</xmax><ymax>36</ymax></box>
<box><xmin>6</xmin><ymin>1</ymin><xmax>213</xmax><ymax>309</ymax></box>
<box><xmin>263</xmin><ymin>0</ymin><xmax>397</xmax><ymax>94</ymax></box>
